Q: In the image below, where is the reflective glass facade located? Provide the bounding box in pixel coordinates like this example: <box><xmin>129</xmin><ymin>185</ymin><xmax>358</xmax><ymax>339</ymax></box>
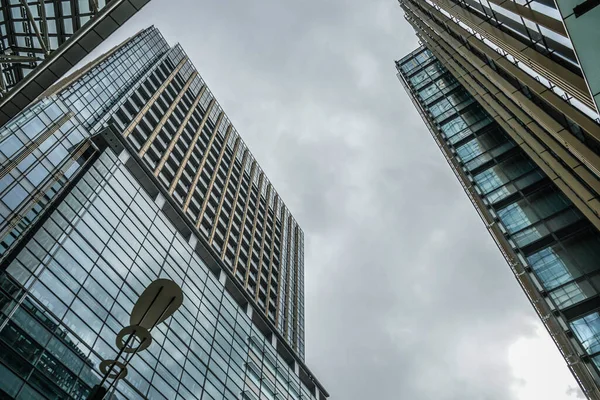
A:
<box><xmin>397</xmin><ymin>47</ymin><xmax>600</xmax><ymax>396</ymax></box>
<box><xmin>0</xmin><ymin>25</ymin><xmax>326</xmax><ymax>399</ymax></box>
<box><xmin>0</xmin><ymin>148</ymin><xmax>325</xmax><ymax>399</ymax></box>
<box><xmin>0</xmin><ymin>97</ymin><xmax>91</xmax><ymax>258</ymax></box>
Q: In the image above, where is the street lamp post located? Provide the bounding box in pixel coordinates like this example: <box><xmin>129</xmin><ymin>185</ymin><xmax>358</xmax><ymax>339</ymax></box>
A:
<box><xmin>87</xmin><ymin>279</ymin><xmax>183</xmax><ymax>400</ymax></box>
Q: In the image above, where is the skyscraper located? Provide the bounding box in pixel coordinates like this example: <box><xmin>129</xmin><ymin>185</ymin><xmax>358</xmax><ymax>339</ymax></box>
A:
<box><xmin>0</xmin><ymin>0</ymin><xmax>151</xmax><ymax>124</ymax></box>
<box><xmin>396</xmin><ymin>44</ymin><xmax>600</xmax><ymax>398</ymax></box>
<box><xmin>0</xmin><ymin>26</ymin><xmax>327</xmax><ymax>399</ymax></box>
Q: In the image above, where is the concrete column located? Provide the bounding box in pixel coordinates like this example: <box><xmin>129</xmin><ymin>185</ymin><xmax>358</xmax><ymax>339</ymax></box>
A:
<box><xmin>218</xmin><ymin>270</ymin><xmax>227</xmax><ymax>285</ymax></box>
<box><xmin>270</xmin><ymin>333</ymin><xmax>277</xmax><ymax>349</ymax></box>
<box><xmin>293</xmin><ymin>360</ymin><xmax>299</xmax><ymax>376</ymax></box>
<box><xmin>246</xmin><ymin>304</ymin><xmax>253</xmax><ymax>319</ymax></box>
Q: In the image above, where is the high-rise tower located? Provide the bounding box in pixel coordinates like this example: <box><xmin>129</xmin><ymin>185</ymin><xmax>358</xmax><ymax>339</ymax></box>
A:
<box><xmin>396</xmin><ymin>43</ymin><xmax>600</xmax><ymax>398</ymax></box>
<box><xmin>0</xmin><ymin>26</ymin><xmax>327</xmax><ymax>399</ymax></box>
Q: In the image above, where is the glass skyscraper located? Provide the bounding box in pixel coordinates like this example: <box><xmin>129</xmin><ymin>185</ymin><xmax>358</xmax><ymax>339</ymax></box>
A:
<box><xmin>0</xmin><ymin>26</ymin><xmax>327</xmax><ymax>399</ymax></box>
<box><xmin>397</xmin><ymin>47</ymin><xmax>600</xmax><ymax>398</ymax></box>
<box><xmin>0</xmin><ymin>0</ymin><xmax>152</xmax><ymax>125</ymax></box>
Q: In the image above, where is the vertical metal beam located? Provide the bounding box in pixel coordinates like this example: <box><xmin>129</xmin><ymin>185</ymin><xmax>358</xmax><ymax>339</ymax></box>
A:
<box><xmin>292</xmin><ymin>225</ymin><xmax>300</xmax><ymax>351</ymax></box>
<box><xmin>281</xmin><ymin>212</ymin><xmax>293</xmax><ymax>340</ymax></box>
<box><xmin>274</xmin><ymin>207</ymin><xmax>287</xmax><ymax>330</ymax></box>
<box><xmin>19</xmin><ymin>0</ymin><xmax>49</xmax><ymax>54</ymax></box>
<box><xmin>38</xmin><ymin>0</ymin><xmax>49</xmax><ymax>51</ymax></box>
<box><xmin>90</xmin><ymin>0</ymin><xmax>99</xmax><ymax>13</ymax></box>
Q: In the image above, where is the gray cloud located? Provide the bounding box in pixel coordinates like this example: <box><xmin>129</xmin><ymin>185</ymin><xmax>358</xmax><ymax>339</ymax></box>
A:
<box><xmin>86</xmin><ymin>0</ymin><xmax>582</xmax><ymax>398</ymax></box>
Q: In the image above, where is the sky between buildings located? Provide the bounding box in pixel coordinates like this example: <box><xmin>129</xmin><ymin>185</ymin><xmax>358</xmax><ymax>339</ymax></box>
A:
<box><xmin>72</xmin><ymin>0</ymin><xmax>584</xmax><ymax>398</ymax></box>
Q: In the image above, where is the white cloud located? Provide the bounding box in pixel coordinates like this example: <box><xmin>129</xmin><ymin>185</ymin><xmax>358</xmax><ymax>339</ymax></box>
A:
<box><xmin>509</xmin><ymin>324</ymin><xmax>584</xmax><ymax>400</ymax></box>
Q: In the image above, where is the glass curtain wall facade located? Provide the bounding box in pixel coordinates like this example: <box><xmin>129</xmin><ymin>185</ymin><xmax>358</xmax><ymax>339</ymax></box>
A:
<box><xmin>0</xmin><ymin>147</ymin><xmax>326</xmax><ymax>400</ymax></box>
<box><xmin>0</xmin><ymin>25</ymin><xmax>327</xmax><ymax>399</ymax></box>
<box><xmin>0</xmin><ymin>0</ymin><xmax>151</xmax><ymax>125</ymax></box>
<box><xmin>1</xmin><ymin>0</ymin><xmax>103</xmax><ymax>91</ymax></box>
<box><xmin>397</xmin><ymin>47</ymin><xmax>600</xmax><ymax>398</ymax></box>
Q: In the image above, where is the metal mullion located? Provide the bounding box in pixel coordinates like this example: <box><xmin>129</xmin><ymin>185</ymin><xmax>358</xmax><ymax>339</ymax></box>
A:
<box><xmin>18</xmin><ymin>0</ymin><xmax>49</xmax><ymax>54</ymax></box>
<box><xmin>219</xmin><ymin>149</ymin><xmax>249</xmax><ymax>260</ymax></box>
<box><xmin>231</xmin><ymin>161</ymin><xmax>257</xmax><ymax>277</ymax></box>
<box><xmin>38</xmin><ymin>0</ymin><xmax>49</xmax><ymax>50</ymax></box>
<box><xmin>70</xmin><ymin>0</ymin><xmax>79</xmax><ymax>30</ymax></box>
<box><xmin>138</xmin><ymin>71</ymin><xmax>198</xmax><ymax>158</ymax></box>
<box><xmin>253</xmin><ymin>184</ymin><xmax>272</xmax><ymax>305</ymax></box>
<box><xmin>52</xmin><ymin>0</ymin><xmax>65</xmax><ymax>44</ymax></box>
<box><xmin>196</xmin><ymin>125</ymin><xmax>233</xmax><ymax>228</ymax></box>
<box><xmin>153</xmin><ymin>86</ymin><xmax>206</xmax><ymax>176</ymax></box>
<box><xmin>122</xmin><ymin>58</ymin><xmax>187</xmax><ymax>139</ymax></box>
<box><xmin>168</xmin><ymin>99</ymin><xmax>216</xmax><ymax>194</ymax></box>
<box><xmin>181</xmin><ymin>112</ymin><xmax>225</xmax><ymax>212</ymax></box>
<box><xmin>209</xmin><ymin>137</ymin><xmax>241</xmax><ymax>245</ymax></box>
<box><xmin>242</xmin><ymin>174</ymin><xmax>265</xmax><ymax>288</ymax></box>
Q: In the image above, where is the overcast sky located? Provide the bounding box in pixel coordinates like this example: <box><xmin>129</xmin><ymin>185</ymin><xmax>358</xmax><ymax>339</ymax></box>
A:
<box><xmin>83</xmin><ymin>0</ymin><xmax>585</xmax><ymax>398</ymax></box>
